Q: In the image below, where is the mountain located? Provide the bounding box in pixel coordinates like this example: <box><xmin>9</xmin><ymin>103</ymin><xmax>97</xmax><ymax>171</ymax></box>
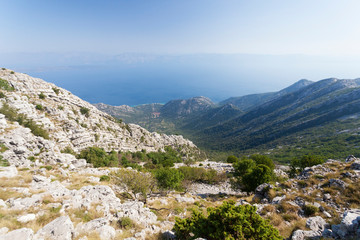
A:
<box><xmin>0</xmin><ymin>68</ymin><xmax>198</xmax><ymax>167</ymax></box>
<box><xmin>219</xmin><ymin>79</ymin><xmax>314</xmax><ymax>110</ymax></box>
<box><xmin>161</xmin><ymin>96</ymin><xmax>215</xmax><ymax>118</ymax></box>
<box><xmin>199</xmin><ymin>78</ymin><xmax>360</xmax><ymax>160</ymax></box>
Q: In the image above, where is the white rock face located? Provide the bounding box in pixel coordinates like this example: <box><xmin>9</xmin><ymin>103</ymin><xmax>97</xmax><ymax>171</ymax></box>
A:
<box><xmin>35</xmin><ymin>216</ymin><xmax>74</xmax><ymax>240</ymax></box>
<box><xmin>0</xmin><ymin>228</ymin><xmax>33</xmax><ymax>240</ymax></box>
<box><xmin>0</xmin><ymin>69</ymin><xmax>199</xmax><ymax>167</ymax></box>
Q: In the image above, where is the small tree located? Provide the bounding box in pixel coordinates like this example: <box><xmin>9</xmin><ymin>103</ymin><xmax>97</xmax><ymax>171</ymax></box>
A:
<box><xmin>173</xmin><ymin>200</ymin><xmax>282</xmax><ymax>240</ymax></box>
<box><xmin>226</xmin><ymin>155</ymin><xmax>238</xmax><ymax>163</ymax></box>
<box><xmin>111</xmin><ymin>169</ymin><xmax>156</xmax><ymax>202</ymax></box>
<box><xmin>155</xmin><ymin>167</ymin><xmax>184</xmax><ymax>191</ymax></box>
<box><xmin>242</xmin><ymin>164</ymin><xmax>272</xmax><ymax>192</ymax></box>
<box><xmin>233</xmin><ymin>158</ymin><xmax>256</xmax><ymax>177</ymax></box>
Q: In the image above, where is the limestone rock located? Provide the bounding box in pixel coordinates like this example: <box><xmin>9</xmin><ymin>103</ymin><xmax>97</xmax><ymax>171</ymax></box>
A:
<box><xmin>35</xmin><ymin>215</ymin><xmax>74</xmax><ymax>240</ymax></box>
<box><xmin>331</xmin><ymin>209</ymin><xmax>360</xmax><ymax>239</ymax></box>
<box><xmin>17</xmin><ymin>214</ymin><xmax>36</xmax><ymax>223</ymax></box>
<box><xmin>0</xmin><ymin>228</ymin><xmax>33</xmax><ymax>240</ymax></box>
<box><xmin>306</xmin><ymin>216</ymin><xmax>327</xmax><ymax>231</ymax></box>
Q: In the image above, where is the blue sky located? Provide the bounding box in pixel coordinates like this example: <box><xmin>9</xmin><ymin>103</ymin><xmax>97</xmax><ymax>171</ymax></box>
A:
<box><xmin>2</xmin><ymin>0</ymin><xmax>360</xmax><ymax>55</ymax></box>
<box><xmin>1</xmin><ymin>1</ymin><xmax>360</xmax><ymax>105</ymax></box>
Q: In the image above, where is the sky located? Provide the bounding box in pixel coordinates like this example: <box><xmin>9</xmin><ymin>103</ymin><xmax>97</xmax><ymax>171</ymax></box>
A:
<box><xmin>2</xmin><ymin>0</ymin><xmax>360</xmax><ymax>55</ymax></box>
<box><xmin>1</xmin><ymin>0</ymin><xmax>360</xmax><ymax>105</ymax></box>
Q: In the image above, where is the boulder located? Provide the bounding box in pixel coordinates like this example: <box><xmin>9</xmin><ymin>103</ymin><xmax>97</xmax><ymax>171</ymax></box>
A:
<box><xmin>306</xmin><ymin>216</ymin><xmax>327</xmax><ymax>231</ymax></box>
<box><xmin>329</xmin><ymin>178</ymin><xmax>347</xmax><ymax>189</ymax></box>
<box><xmin>331</xmin><ymin>209</ymin><xmax>360</xmax><ymax>239</ymax></box>
<box><xmin>17</xmin><ymin>214</ymin><xmax>36</xmax><ymax>223</ymax></box>
<box><xmin>35</xmin><ymin>215</ymin><xmax>74</xmax><ymax>240</ymax></box>
<box><xmin>0</xmin><ymin>228</ymin><xmax>33</xmax><ymax>240</ymax></box>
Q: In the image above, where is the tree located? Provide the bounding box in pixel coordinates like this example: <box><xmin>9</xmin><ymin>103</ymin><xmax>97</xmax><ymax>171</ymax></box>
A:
<box><xmin>250</xmin><ymin>154</ymin><xmax>275</xmax><ymax>170</ymax></box>
<box><xmin>242</xmin><ymin>164</ymin><xmax>272</xmax><ymax>192</ymax></box>
<box><xmin>226</xmin><ymin>155</ymin><xmax>238</xmax><ymax>163</ymax></box>
<box><xmin>233</xmin><ymin>158</ymin><xmax>256</xmax><ymax>177</ymax></box>
<box><xmin>173</xmin><ymin>200</ymin><xmax>282</xmax><ymax>240</ymax></box>
<box><xmin>111</xmin><ymin>169</ymin><xmax>156</xmax><ymax>202</ymax></box>
<box><xmin>155</xmin><ymin>167</ymin><xmax>184</xmax><ymax>191</ymax></box>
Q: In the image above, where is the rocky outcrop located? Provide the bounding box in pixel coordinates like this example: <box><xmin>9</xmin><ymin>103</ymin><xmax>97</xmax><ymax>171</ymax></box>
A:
<box><xmin>0</xmin><ymin>69</ymin><xmax>199</xmax><ymax>167</ymax></box>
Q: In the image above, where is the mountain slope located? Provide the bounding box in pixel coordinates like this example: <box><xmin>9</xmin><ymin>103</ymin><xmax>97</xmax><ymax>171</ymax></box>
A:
<box><xmin>200</xmin><ymin>78</ymin><xmax>360</xmax><ymax>153</ymax></box>
<box><xmin>161</xmin><ymin>96</ymin><xmax>215</xmax><ymax>118</ymax></box>
<box><xmin>219</xmin><ymin>79</ymin><xmax>314</xmax><ymax>110</ymax></box>
<box><xmin>0</xmin><ymin>69</ymin><xmax>198</xmax><ymax>167</ymax></box>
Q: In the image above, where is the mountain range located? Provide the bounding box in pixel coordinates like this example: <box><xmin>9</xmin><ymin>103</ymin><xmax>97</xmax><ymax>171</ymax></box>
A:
<box><xmin>95</xmin><ymin>78</ymin><xmax>360</xmax><ymax>162</ymax></box>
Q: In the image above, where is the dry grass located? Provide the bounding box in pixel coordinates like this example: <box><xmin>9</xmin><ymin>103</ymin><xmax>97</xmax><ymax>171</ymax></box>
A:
<box><xmin>75</xmin><ymin>232</ymin><xmax>101</xmax><ymax>240</ymax></box>
<box><xmin>277</xmin><ymin>218</ymin><xmax>306</xmax><ymax>239</ymax></box>
<box><xmin>68</xmin><ymin>205</ymin><xmax>104</xmax><ymax>225</ymax></box>
<box><xmin>67</xmin><ymin>174</ymin><xmax>94</xmax><ymax>190</ymax></box>
<box><xmin>0</xmin><ymin>171</ymin><xmax>33</xmax><ymax>188</ymax></box>
<box><xmin>0</xmin><ymin>188</ymin><xmax>24</xmax><ymax>201</ymax></box>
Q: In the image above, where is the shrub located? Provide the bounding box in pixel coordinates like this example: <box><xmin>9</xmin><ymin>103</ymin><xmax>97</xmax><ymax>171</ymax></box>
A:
<box><xmin>0</xmin><ymin>103</ymin><xmax>50</xmax><ymax>139</ymax></box>
<box><xmin>111</xmin><ymin>169</ymin><xmax>156</xmax><ymax>201</ymax></box>
<box><xmin>78</xmin><ymin>147</ymin><xmax>117</xmax><ymax>168</ymax></box>
<box><xmin>242</xmin><ymin>164</ymin><xmax>272</xmax><ymax>192</ymax></box>
<box><xmin>303</xmin><ymin>204</ymin><xmax>318</xmax><ymax>216</ymax></box>
<box><xmin>52</xmin><ymin>87</ymin><xmax>60</xmax><ymax>95</ymax></box>
<box><xmin>118</xmin><ymin>217</ymin><xmax>134</xmax><ymax>229</ymax></box>
<box><xmin>0</xmin><ymin>92</ymin><xmax>6</xmax><ymax>98</ymax></box>
<box><xmin>251</xmin><ymin>154</ymin><xmax>275</xmax><ymax>170</ymax></box>
<box><xmin>233</xmin><ymin>158</ymin><xmax>256</xmax><ymax>176</ymax></box>
<box><xmin>58</xmin><ymin>105</ymin><xmax>64</xmax><ymax>110</ymax></box>
<box><xmin>173</xmin><ymin>200</ymin><xmax>282</xmax><ymax>240</ymax></box>
<box><xmin>290</xmin><ymin>155</ymin><xmax>325</xmax><ymax>177</ymax></box>
<box><xmin>99</xmin><ymin>175</ymin><xmax>110</xmax><ymax>182</ymax></box>
<box><xmin>226</xmin><ymin>155</ymin><xmax>238</xmax><ymax>163</ymax></box>
<box><xmin>155</xmin><ymin>167</ymin><xmax>184</xmax><ymax>191</ymax></box>
<box><xmin>80</xmin><ymin>107</ymin><xmax>90</xmax><ymax>117</ymax></box>
<box><xmin>0</xmin><ymin>78</ymin><xmax>14</xmax><ymax>91</ymax></box>
<box><xmin>0</xmin><ymin>155</ymin><xmax>9</xmax><ymax>167</ymax></box>
<box><xmin>35</xmin><ymin>104</ymin><xmax>44</xmax><ymax>111</ymax></box>
<box><xmin>10</xmin><ymin>71</ymin><xmax>14</xmax><ymax>74</ymax></box>
<box><xmin>38</xmin><ymin>92</ymin><xmax>46</xmax><ymax>99</ymax></box>
<box><xmin>61</xmin><ymin>146</ymin><xmax>76</xmax><ymax>155</ymax></box>
<box><xmin>178</xmin><ymin>166</ymin><xmax>226</xmax><ymax>184</ymax></box>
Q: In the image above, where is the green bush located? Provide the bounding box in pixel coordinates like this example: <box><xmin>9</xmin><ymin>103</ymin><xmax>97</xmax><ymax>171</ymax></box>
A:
<box><xmin>118</xmin><ymin>217</ymin><xmax>134</xmax><ymax>229</ymax></box>
<box><xmin>78</xmin><ymin>147</ymin><xmax>117</xmax><ymax>168</ymax></box>
<box><xmin>35</xmin><ymin>104</ymin><xmax>44</xmax><ymax>110</ymax></box>
<box><xmin>99</xmin><ymin>175</ymin><xmax>110</xmax><ymax>182</ymax></box>
<box><xmin>233</xmin><ymin>158</ymin><xmax>256</xmax><ymax>176</ymax></box>
<box><xmin>303</xmin><ymin>204</ymin><xmax>318</xmax><ymax>216</ymax></box>
<box><xmin>291</xmin><ymin>155</ymin><xmax>324</xmax><ymax>171</ymax></box>
<box><xmin>0</xmin><ymin>92</ymin><xmax>6</xmax><ymax>98</ymax></box>
<box><xmin>251</xmin><ymin>154</ymin><xmax>275</xmax><ymax>170</ymax></box>
<box><xmin>80</xmin><ymin>107</ymin><xmax>90</xmax><ymax>117</ymax></box>
<box><xmin>226</xmin><ymin>155</ymin><xmax>238</xmax><ymax>163</ymax></box>
<box><xmin>61</xmin><ymin>146</ymin><xmax>76</xmax><ymax>155</ymax></box>
<box><xmin>178</xmin><ymin>166</ymin><xmax>226</xmax><ymax>184</ymax></box>
<box><xmin>173</xmin><ymin>200</ymin><xmax>282</xmax><ymax>240</ymax></box>
<box><xmin>0</xmin><ymin>78</ymin><xmax>14</xmax><ymax>91</ymax></box>
<box><xmin>155</xmin><ymin>167</ymin><xmax>184</xmax><ymax>191</ymax></box>
<box><xmin>242</xmin><ymin>164</ymin><xmax>272</xmax><ymax>192</ymax></box>
<box><xmin>147</xmin><ymin>146</ymin><xmax>182</xmax><ymax>167</ymax></box>
<box><xmin>0</xmin><ymin>155</ymin><xmax>9</xmax><ymax>167</ymax></box>
<box><xmin>52</xmin><ymin>87</ymin><xmax>60</xmax><ymax>95</ymax></box>
<box><xmin>38</xmin><ymin>92</ymin><xmax>46</xmax><ymax>99</ymax></box>
<box><xmin>111</xmin><ymin>169</ymin><xmax>156</xmax><ymax>201</ymax></box>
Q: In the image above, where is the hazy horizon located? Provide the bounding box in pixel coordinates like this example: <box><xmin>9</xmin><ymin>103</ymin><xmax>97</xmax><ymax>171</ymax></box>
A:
<box><xmin>2</xmin><ymin>1</ymin><xmax>360</xmax><ymax>105</ymax></box>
